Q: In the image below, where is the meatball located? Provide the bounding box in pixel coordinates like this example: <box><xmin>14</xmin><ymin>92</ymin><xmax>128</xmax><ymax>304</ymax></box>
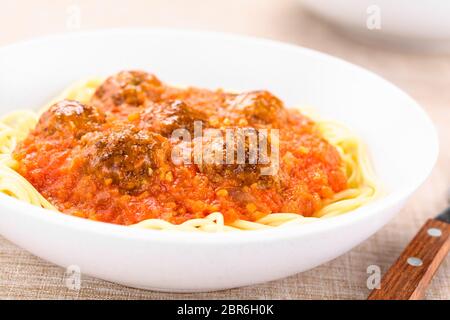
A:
<box><xmin>80</xmin><ymin>127</ymin><xmax>171</xmax><ymax>193</ymax></box>
<box><xmin>36</xmin><ymin>100</ymin><xmax>105</xmax><ymax>139</ymax></box>
<box><xmin>90</xmin><ymin>70</ymin><xmax>163</xmax><ymax>114</ymax></box>
<box><xmin>195</xmin><ymin>128</ymin><xmax>279</xmax><ymax>186</ymax></box>
<box><xmin>200</xmin><ymin>158</ymin><xmax>278</xmax><ymax>187</ymax></box>
<box><xmin>141</xmin><ymin>100</ymin><xmax>207</xmax><ymax>137</ymax></box>
<box><xmin>227</xmin><ymin>90</ymin><xmax>287</xmax><ymax>127</ymax></box>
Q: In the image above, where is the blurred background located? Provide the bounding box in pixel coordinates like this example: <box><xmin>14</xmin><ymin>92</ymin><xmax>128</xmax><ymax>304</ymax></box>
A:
<box><xmin>0</xmin><ymin>0</ymin><xmax>449</xmax><ymax>299</ymax></box>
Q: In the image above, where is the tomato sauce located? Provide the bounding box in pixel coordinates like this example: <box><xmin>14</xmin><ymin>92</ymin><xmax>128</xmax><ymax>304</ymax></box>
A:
<box><xmin>13</xmin><ymin>71</ymin><xmax>347</xmax><ymax>225</ymax></box>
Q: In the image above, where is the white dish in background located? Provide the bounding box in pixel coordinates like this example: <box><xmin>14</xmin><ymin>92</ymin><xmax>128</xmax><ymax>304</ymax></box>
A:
<box><xmin>0</xmin><ymin>29</ymin><xmax>438</xmax><ymax>292</ymax></box>
<box><xmin>300</xmin><ymin>0</ymin><xmax>450</xmax><ymax>52</ymax></box>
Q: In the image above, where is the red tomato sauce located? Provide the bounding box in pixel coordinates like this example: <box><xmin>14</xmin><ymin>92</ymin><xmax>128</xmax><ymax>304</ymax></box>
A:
<box><xmin>13</xmin><ymin>71</ymin><xmax>347</xmax><ymax>225</ymax></box>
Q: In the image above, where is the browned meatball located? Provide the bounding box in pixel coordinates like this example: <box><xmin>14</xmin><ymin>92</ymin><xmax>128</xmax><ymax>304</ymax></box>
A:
<box><xmin>90</xmin><ymin>70</ymin><xmax>163</xmax><ymax>114</ymax></box>
<box><xmin>195</xmin><ymin>128</ymin><xmax>279</xmax><ymax>187</ymax></box>
<box><xmin>80</xmin><ymin>127</ymin><xmax>171</xmax><ymax>193</ymax></box>
<box><xmin>140</xmin><ymin>100</ymin><xmax>207</xmax><ymax>137</ymax></box>
<box><xmin>36</xmin><ymin>100</ymin><xmax>105</xmax><ymax>139</ymax></box>
<box><xmin>227</xmin><ymin>90</ymin><xmax>287</xmax><ymax>127</ymax></box>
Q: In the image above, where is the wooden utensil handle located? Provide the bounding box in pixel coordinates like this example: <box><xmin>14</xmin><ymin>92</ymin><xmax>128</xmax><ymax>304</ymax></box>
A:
<box><xmin>368</xmin><ymin>219</ymin><xmax>450</xmax><ymax>300</ymax></box>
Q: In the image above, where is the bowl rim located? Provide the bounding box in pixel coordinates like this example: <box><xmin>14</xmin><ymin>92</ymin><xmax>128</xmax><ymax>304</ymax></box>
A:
<box><xmin>0</xmin><ymin>28</ymin><xmax>440</xmax><ymax>244</ymax></box>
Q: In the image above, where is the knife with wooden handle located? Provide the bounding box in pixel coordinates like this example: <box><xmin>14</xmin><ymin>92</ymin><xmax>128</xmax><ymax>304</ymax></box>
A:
<box><xmin>368</xmin><ymin>204</ymin><xmax>450</xmax><ymax>300</ymax></box>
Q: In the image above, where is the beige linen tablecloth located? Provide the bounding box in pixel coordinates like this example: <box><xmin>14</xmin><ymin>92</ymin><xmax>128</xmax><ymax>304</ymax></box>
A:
<box><xmin>0</xmin><ymin>0</ymin><xmax>449</xmax><ymax>299</ymax></box>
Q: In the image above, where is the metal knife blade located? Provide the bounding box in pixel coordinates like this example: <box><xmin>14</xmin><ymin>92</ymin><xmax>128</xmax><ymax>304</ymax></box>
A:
<box><xmin>436</xmin><ymin>189</ymin><xmax>450</xmax><ymax>223</ymax></box>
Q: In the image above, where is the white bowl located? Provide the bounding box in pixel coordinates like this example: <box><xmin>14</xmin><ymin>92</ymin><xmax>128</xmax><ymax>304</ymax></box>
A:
<box><xmin>300</xmin><ymin>0</ymin><xmax>450</xmax><ymax>52</ymax></box>
<box><xmin>0</xmin><ymin>29</ymin><xmax>438</xmax><ymax>292</ymax></box>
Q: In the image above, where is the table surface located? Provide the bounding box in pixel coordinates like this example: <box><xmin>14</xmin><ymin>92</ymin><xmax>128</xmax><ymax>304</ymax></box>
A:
<box><xmin>0</xmin><ymin>0</ymin><xmax>449</xmax><ymax>300</ymax></box>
